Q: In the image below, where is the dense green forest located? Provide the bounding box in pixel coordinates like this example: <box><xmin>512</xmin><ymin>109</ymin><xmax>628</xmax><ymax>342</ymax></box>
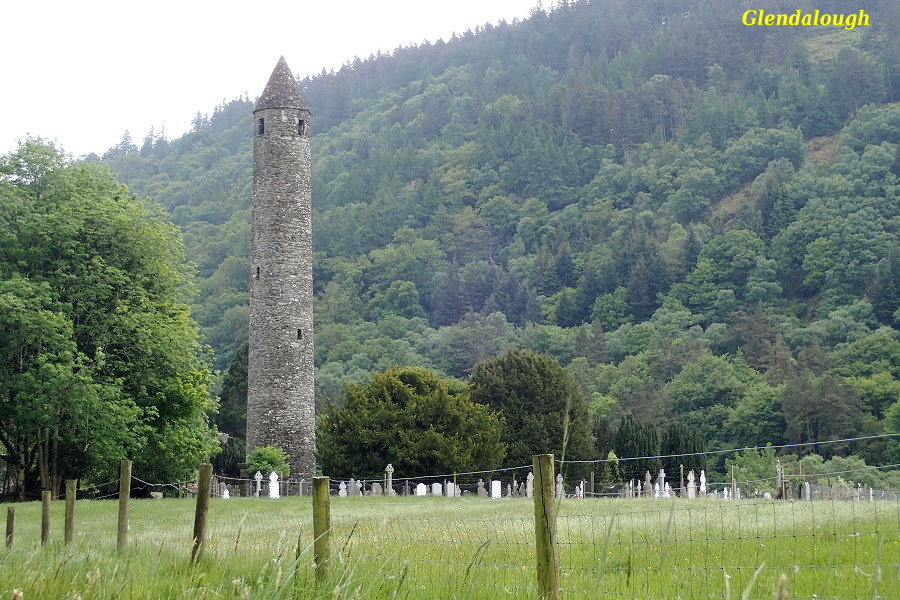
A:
<box><xmin>98</xmin><ymin>0</ymin><xmax>900</xmax><ymax>476</ymax></box>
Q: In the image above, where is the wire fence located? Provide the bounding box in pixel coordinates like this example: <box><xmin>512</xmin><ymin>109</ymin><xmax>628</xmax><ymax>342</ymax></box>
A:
<box><xmin>4</xmin><ymin>464</ymin><xmax>898</xmax><ymax>599</ymax></box>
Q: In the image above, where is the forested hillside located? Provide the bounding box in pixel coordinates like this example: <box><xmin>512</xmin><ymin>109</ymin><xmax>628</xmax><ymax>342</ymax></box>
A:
<box><xmin>101</xmin><ymin>0</ymin><xmax>900</xmax><ymax>473</ymax></box>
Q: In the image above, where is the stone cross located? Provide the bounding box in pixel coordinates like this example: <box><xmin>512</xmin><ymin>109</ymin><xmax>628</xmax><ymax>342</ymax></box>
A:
<box><xmin>555</xmin><ymin>473</ymin><xmax>565</xmax><ymax>499</ymax></box>
<box><xmin>385</xmin><ymin>464</ymin><xmax>394</xmax><ymax>496</ymax></box>
<box><xmin>268</xmin><ymin>471</ymin><xmax>280</xmax><ymax>499</ymax></box>
<box><xmin>338</xmin><ymin>481</ymin><xmax>347</xmax><ymax>497</ymax></box>
<box><xmin>644</xmin><ymin>471</ymin><xmax>653</xmax><ymax>498</ymax></box>
<box><xmin>477</xmin><ymin>479</ymin><xmax>487</xmax><ymax>496</ymax></box>
<box><xmin>254</xmin><ymin>471</ymin><xmax>264</xmax><ymax>497</ymax></box>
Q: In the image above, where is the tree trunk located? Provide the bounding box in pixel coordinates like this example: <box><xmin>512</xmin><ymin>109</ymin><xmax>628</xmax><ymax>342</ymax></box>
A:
<box><xmin>15</xmin><ymin>440</ymin><xmax>26</xmax><ymax>502</ymax></box>
<box><xmin>50</xmin><ymin>428</ymin><xmax>60</xmax><ymax>499</ymax></box>
<box><xmin>37</xmin><ymin>431</ymin><xmax>49</xmax><ymax>492</ymax></box>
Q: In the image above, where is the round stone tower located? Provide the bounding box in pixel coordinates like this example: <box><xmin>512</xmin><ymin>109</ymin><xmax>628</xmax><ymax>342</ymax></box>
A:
<box><xmin>247</xmin><ymin>56</ymin><xmax>315</xmax><ymax>479</ymax></box>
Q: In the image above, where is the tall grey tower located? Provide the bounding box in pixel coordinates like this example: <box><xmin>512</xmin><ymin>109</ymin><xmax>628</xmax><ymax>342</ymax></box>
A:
<box><xmin>247</xmin><ymin>56</ymin><xmax>315</xmax><ymax>479</ymax></box>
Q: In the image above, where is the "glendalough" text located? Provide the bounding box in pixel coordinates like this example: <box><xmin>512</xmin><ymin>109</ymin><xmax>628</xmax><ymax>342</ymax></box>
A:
<box><xmin>742</xmin><ymin>9</ymin><xmax>870</xmax><ymax>30</ymax></box>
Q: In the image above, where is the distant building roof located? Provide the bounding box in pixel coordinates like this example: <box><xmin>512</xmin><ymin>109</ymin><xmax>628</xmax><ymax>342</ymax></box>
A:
<box><xmin>255</xmin><ymin>56</ymin><xmax>308</xmax><ymax>112</ymax></box>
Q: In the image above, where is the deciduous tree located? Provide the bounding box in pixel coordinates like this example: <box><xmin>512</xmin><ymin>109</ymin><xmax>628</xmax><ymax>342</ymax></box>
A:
<box><xmin>0</xmin><ymin>140</ymin><xmax>217</xmax><ymax>497</ymax></box>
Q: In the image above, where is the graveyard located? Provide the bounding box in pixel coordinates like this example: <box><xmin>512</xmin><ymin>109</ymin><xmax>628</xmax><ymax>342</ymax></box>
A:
<box><xmin>2</xmin><ymin>475</ymin><xmax>896</xmax><ymax>599</ymax></box>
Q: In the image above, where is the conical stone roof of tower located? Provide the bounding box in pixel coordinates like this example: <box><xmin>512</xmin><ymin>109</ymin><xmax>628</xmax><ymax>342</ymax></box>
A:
<box><xmin>255</xmin><ymin>56</ymin><xmax>308</xmax><ymax>112</ymax></box>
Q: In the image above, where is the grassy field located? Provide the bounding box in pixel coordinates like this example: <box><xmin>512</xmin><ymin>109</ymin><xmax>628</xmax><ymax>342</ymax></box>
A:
<box><xmin>1</xmin><ymin>495</ymin><xmax>897</xmax><ymax>599</ymax></box>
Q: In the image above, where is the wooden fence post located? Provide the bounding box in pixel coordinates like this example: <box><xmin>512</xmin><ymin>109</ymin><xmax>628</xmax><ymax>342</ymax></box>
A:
<box><xmin>191</xmin><ymin>463</ymin><xmax>214</xmax><ymax>563</ymax></box>
<box><xmin>533</xmin><ymin>454</ymin><xmax>559</xmax><ymax>600</ymax></box>
<box><xmin>312</xmin><ymin>476</ymin><xmax>331</xmax><ymax>582</ymax></box>
<box><xmin>41</xmin><ymin>490</ymin><xmax>51</xmax><ymax>545</ymax></box>
<box><xmin>117</xmin><ymin>459</ymin><xmax>132</xmax><ymax>551</ymax></box>
<box><xmin>6</xmin><ymin>506</ymin><xmax>14</xmax><ymax>548</ymax></box>
<box><xmin>65</xmin><ymin>479</ymin><xmax>77</xmax><ymax>545</ymax></box>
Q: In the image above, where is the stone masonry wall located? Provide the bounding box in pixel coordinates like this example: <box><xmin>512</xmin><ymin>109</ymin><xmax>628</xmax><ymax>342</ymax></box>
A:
<box><xmin>248</xmin><ymin>101</ymin><xmax>315</xmax><ymax>479</ymax></box>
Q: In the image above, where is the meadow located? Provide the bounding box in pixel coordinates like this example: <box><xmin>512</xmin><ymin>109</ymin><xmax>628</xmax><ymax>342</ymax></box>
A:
<box><xmin>1</xmin><ymin>495</ymin><xmax>897</xmax><ymax>599</ymax></box>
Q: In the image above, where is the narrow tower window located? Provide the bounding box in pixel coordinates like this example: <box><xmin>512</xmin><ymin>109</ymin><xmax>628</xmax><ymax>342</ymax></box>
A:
<box><xmin>257</xmin><ymin>118</ymin><xmax>265</xmax><ymax>135</ymax></box>
<box><xmin>255</xmin><ymin>266</ymin><xmax>260</xmax><ymax>279</ymax></box>
<box><xmin>297</xmin><ymin>329</ymin><xmax>303</xmax><ymax>340</ymax></box>
<box><xmin>298</xmin><ymin>119</ymin><xmax>306</xmax><ymax>136</ymax></box>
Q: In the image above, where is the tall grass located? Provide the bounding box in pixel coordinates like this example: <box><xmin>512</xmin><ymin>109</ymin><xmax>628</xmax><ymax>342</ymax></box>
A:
<box><xmin>1</xmin><ymin>496</ymin><xmax>897</xmax><ymax>599</ymax></box>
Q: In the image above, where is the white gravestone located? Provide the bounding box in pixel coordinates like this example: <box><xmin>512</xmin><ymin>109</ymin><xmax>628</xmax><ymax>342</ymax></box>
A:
<box><xmin>268</xmin><ymin>472</ymin><xmax>280</xmax><ymax>499</ymax></box>
<box><xmin>526</xmin><ymin>472</ymin><xmax>534</xmax><ymax>498</ymax></box>
<box><xmin>339</xmin><ymin>482</ymin><xmax>347</xmax><ymax>497</ymax></box>
<box><xmin>431</xmin><ymin>482</ymin><xmax>442</xmax><ymax>496</ymax></box>
<box><xmin>687</xmin><ymin>470</ymin><xmax>696</xmax><ymax>499</ymax></box>
<box><xmin>222</xmin><ymin>488</ymin><xmax>230</xmax><ymax>499</ymax></box>
<box><xmin>699</xmin><ymin>470</ymin><xmax>707</xmax><ymax>497</ymax></box>
<box><xmin>490</xmin><ymin>480</ymin><xmax>502</xmax><ymax>499</ymax></box>
<box><xmin>415</xmin><ymin>483</ymin><xmax>427</xmax><ymax>497</ymax></box>
<box><xmin>556</xmin><ymin>474</ymin><xmax>565</xmax><ymax>499</ymax></box>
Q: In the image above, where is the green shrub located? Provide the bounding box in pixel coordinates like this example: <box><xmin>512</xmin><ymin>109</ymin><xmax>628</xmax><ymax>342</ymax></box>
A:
<box><xmin>247</xmin><ymin>445</ymin><xmax>290</xmax><ymax>477</ymax></box>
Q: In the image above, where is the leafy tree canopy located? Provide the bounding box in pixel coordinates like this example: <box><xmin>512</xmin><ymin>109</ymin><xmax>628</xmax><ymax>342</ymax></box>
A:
<box><xmin>318</xmin><ymin>367</ymin><xmax>505</xmax><ymax>478</ymax></box>
<box><xmin>0</xmin><ymin>139</ymin><xmax>217</xmax><ymax>498</ymax></box>
<box><xmin>468</xmin><ymin>349</ymin><xmax>593</xmax><ymax>471</ymax></box>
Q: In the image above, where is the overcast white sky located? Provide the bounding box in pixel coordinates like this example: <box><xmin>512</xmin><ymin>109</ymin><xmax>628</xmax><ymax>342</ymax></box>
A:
<box><xmin>1</xmin><ymin>0</ymin><xmax>538</xmax><ymax>158</ymax></box>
